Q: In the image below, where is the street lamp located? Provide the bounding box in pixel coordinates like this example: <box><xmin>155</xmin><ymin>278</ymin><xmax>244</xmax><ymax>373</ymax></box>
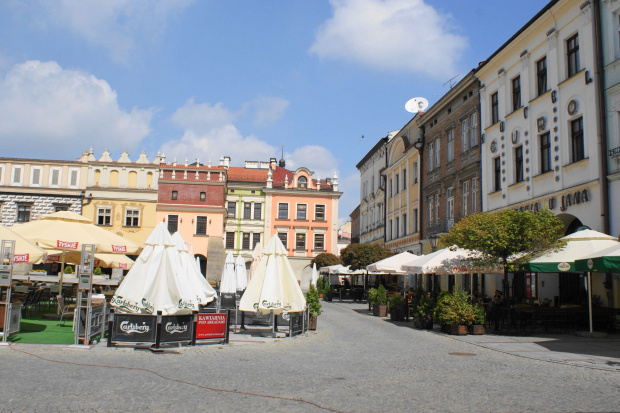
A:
<box><xmin>429</xmin><ymin>234</ymin><xmax>438</xmax><ymax>252</ymax></box>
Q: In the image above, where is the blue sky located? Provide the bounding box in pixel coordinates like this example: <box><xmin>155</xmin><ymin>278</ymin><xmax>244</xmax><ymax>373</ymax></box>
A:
<box><xmin>0</xmin><ymin>0</ymin><xmax>548</xmax><ymax>225</ymax></box>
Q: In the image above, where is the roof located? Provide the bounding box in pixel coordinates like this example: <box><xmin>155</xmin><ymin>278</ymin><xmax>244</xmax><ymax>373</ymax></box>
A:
<box><xmin>227</xmin><ymin>165</ymin><xmax>334</xmax><ymax>190</ymax></box>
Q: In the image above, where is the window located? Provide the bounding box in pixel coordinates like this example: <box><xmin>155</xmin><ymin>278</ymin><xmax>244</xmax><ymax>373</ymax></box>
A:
<box><xmin>315</xmin><ymin>204</ymin><xmax>325</xmax><ymax>221</ymax></box>
<box><xmin>412</xmin><ymin>208</ymin><xmax>418</xmax><ymax>234</ymax></box>
<box><xmin>428</xmin><ymin>141</ymin><xmax>434</xmax><ymax>171</ymax></box>
<box><xmin>69</xmin><ymin>169</ymin><xmax>79</xmax><ymax>188</ymax></box>
<box><xmin>402</xmin><ymin>168</ymin><xmax>407</xmax><ymax>189</ymax></box>
<box><xmin>402</xmin><ymin>213</ymin><xmax>407</xmax><ymax>236</ymax></box>
<box><xmin>515</xmin><ymin>146</ymin><xmax>524</xmax><ymax>183</ymax></box>
<box><xmin>252</xmin><ymin>233</ymin><xmax>261</xmax><ymax>249</ymax></box>
<box><xmin>278</xmin><ymin>232</ymin><xmax>288</xmax><ymax>249</ymax></box>
<box><xmin>537</xmin><ymin>57</ymin><xmax>548</xmax><ymax>96</ymax></box>
<box><xmin>462</xmin><ymin>181</ymin><xmax>469</xmax><ymax>217</ymax></box>
<box><xmin>389</xmin><ymin>177</ymin><xmax>393</xmax><ymax>197</ymax></box>
<box><xmin>55</xmin><ymin>204</ymin><xmax>69</xmax><ymax>212</ymax></box>
<box><xmin>491</xmin><ymin>92</ymin><xmax>499</xmax><ymax>124</ymax></box>
<box><xmin>227</xmin><ymin>201</ymin><xmax>236</xmax><ymax>218</ymax></box>
<box><xmin>434</xmin><ymin>194</ymin><xmax>439</xmax><ymax>224</ymax></box>
<box><xmin>447</xmin><ymin>129</ymin><xmax>454</xmax><ymax>162</ymax></box>
<box><xmin>30</xmin><ymin>166</ymin><xmax>42</xmax><ymax>186</ymax></box>
<box><xmin>242</xmin><ymin>233</ymin><xmax>251</xmax><ymax>250</ymax></box>
<box><xmin>461</xmin><ymin>118</ymin><xmax>469</xmax><ymax>152</ymax></box>
<box><xmin>446</xmin><ymin>187</ymin><xmax>454</xmax><ymax>226</ymax></box>
<box><xmin>411</xmin><ymin>162</ymin><xmax>418</xmax><ymax>184</ymax></box>
<box><xmin>471</xmin><ymin>178</ymin><xmax>479</xmax><ymax>213</ymax></box>
<box><xmin>314</xmin><ymin>233</ymin><xmax>325</xmax><ymax>250</ymax></box>
<box><xmin>171</xmin><ymin>190</ymin><xmax>178</xmax><ymax>200</ymax></box>
<box><xmin>395</xmin><ymin>174</ymin><xmax>399</xmax><ymax>194</ymax></box>
<box><xmin>296</xmin><ymin>204</ymin><xmax>307</xmax><ymax>220</ymax></box>
<box><xmin>567</xmin><ymin>34</ymin><xmax>580</xmax><ymax>77</ymax></box>
<box><xmin>226</xmin><ymin>232</ymin><xmax>235</xmax><ymax>249</ymax></box>
<box><xmin>428</xmin><ymin>196</ymin><xmax>434</xmax><ymax>224</ymax></box>
<box><xmin>493</xmin><ymin>157</ymin><xmax>502</xmax><ymax>192</ymax></box>
<box><xmin>196</xmin><ymin>216</ymin><xmax>207</xmax><ymax>235</ymax></box>
<box><xmin>278</xmin><ymin>203</ymin><xmax>288</xmax><ymax>219</ymax></box>
<box><xmin>388</xmin><ymin>219</ymin><xmax>392</xmax><ymax>240</ymax></box>
<box><xmin>540</xmin><ymin>132</ymin><xmax>552</xmax><ymax>173</ymax></box>
<box><xmin>512</xmin><ymin>76</ymin><xmax>521</xmax><ymax>111</ymax></box>
<box><xmin>254</xmin><ymin>203</ymin><xmax>262</xmax><ymax>220</ymax></box>
<box><xmin>17</xmin><ymin>204</ymin><xmax>31</xmax><ymax>222</ymax></box>
<box><xmin>49</xmin><ymin>167</ymin><xmax>60</xmax><ymax>187</ymax></box>
<box><xmin>244</xmin><ymin>202</ymin><xmax>252</xmax><ymax>219</ymax></box>
<box><xmin>571</xmin><ymin>117</ymin><xmax>584</xmax><ymax>163</ymax></box>
<box><xmin>295</xmin><ymin>233</ymin><xmax>306</xmax><ymax>250</ymax></box>
<box><xmin>125</xmin><ymin>208</ymin><xmax>140</xmax><ymax>227</ymax></box>
<box><xmin>469</xmin><ymin>113</ymin><xmax>478</xmax><ymax>147</ymax></box>
<box><xmin>200</xmin><ymin>192</ymin><xmax>206</xmax><ymax>201</ymax></box>
<box><xmin>298</xmin><ymin>176</ymin><xmax>307</xmax><ymax>189</ymax></box>
<box><xmin>167</xmin><ymin>215</ymin><xmax>178</xmax><ymax>234</ymax></box>
<box><xmin>12</xmin><ymin>166</ymin><xmax>23</xmax><ymax>186</ymax></box>
<box><xmin>97</xmin><ymin>207</ymin><xmax>112</xmax><ymax>226</ymax></box>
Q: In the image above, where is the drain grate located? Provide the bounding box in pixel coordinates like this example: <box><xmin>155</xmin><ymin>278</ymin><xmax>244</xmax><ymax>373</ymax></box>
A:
<box><xmin>448</xmin><ymin>352</ymin><xmax>476</xmax><ymax>356</ymax></box>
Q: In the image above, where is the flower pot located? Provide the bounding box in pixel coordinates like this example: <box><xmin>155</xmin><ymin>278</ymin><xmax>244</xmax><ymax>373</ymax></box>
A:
<box><xmin>318</xmin><ymin>294</ymin><xmax>323</xmax><ymax>299</ymax></box>
<box><xmin>390</xmin><ymin>307</ymin><xmax>405</xmax><ymax>322</ymax></box>
<box><xmin>468</xmin><ymin>324</ymin><xmax>485</xmax><ymax>335</ymax></box>
<box><xmin>309</xmin><ymin>315</ymin><xmax>317</xmax><ymax>330</ymax></box>
<box><xmin>449</xmin><ymin>325</ymin><xmax>468</xmax><ymax>335</ymax></box>
<box><xmin>373</xmin><ymin>304</ymin><xmax>388</xmax><ymax>317</ymax></box>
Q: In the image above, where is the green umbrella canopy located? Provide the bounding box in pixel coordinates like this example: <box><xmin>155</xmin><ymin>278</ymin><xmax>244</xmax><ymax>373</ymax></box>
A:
<box><xmin>525</xmin><ymin>229</ymin><xmax>618</xmax><ymax>273</ymax></box>
<box><xmin>574</xmin><ymin>243</ymin><xmax>620</xmax><ymax>272</ymax></box>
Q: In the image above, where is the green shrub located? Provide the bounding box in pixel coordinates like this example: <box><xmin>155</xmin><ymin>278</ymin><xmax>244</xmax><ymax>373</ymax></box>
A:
<box><xmin>376</xmin><ymin>285</ymin><xmax>387</xmax><ymax>305</ymax></box>
<box><xmin>63</xmin><ymin>265</ymin><xmax>74</xmax><ymax>274</ymax></box>
<box><xmin>434</xmin><ymin>289</ymin><xmax>476</xmax><ymax>326</ymax></box>
<box><xmin>93</xmin><ymin>267</ymin><xmax>102</xmax><ymax>275</ymax></box>
<box><xmin>368</xmin><ymin>288</ymin><xmax>378</xmax><ymax>305</ymax></box>
<box><xmin>305</xmin><ymin>285</ymin><xmax>322</xmax><ymax>317</ymax></box>
<box><xmin>389</xmin><ymin>293</ymin><xmax>404</xmax><ymax>309</ymax></box>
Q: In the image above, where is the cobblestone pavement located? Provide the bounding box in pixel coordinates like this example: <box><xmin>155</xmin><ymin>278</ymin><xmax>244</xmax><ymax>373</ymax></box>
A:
<box><xmin>1</xmin><ymin>301</ymin><xmax>619</xmax><ymax>413</ymax></box>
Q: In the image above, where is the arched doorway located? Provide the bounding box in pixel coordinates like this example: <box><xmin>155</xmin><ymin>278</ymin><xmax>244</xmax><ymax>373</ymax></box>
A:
<box><xmin>196</xmin><ymin>254</ymin><xmax>207</xmax><ymax>277</ymax></box>
<box><xmin>556</xmin><ymin>213</ymin><xmax>585</xmax><ymax>236</ymax></box>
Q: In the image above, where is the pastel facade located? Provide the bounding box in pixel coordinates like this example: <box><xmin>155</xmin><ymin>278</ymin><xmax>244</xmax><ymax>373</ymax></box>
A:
<box><xmin>357</xmin><ymin>135</ymin><xmax>388</xmax><ymax>247</ymax></box>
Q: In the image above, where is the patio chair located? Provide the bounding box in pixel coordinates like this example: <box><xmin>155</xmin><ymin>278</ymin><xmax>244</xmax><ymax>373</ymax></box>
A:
<box><xmin>57</xmin><ymin>295</ymin><xmax>76</xmax><ymax>327</ymax></box>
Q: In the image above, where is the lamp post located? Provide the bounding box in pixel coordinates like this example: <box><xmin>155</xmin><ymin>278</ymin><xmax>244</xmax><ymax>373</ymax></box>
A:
<box><xmin>429</xmin><ymin>234</ymin><xmax>438</xmax><ymax>252</ymax></box>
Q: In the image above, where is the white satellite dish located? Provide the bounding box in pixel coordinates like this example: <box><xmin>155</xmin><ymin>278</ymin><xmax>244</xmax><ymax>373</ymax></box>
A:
<box><xmin>405</xmin><ymin>97</ymin><xmax>429</xmax><ymax>113</ymax></box>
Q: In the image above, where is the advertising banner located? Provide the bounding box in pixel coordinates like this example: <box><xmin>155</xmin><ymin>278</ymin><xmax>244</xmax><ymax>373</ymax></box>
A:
<box><xmin>220</xmin><ymin>293</ymin><xmax>236</xmax><ymax>309</ymax></box>
<box><xmin>111</xmin><ymin>313</ymin><xmax>157</xmax><ymax>343</ymax></box>
<box><xmin>195</xmin><ymin>313</ymin><xmax>228</xmax><ymax>340</ymax></box>
<box><xmin>160</xmin><ymin>315</ymin><xmax>193</xmax><ymax>343</ymax></box>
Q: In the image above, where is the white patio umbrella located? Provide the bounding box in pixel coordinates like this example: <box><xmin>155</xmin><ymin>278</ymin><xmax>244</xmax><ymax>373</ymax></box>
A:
<box><xmin>220</xmin><ymin>252</ymin><xmax>237</xmax><ymax>294</ymax></box>
<box><xmin>310</xmin><ymin>263</ymin><xmax>318</xmax><ymax>287</ymax></box>
<box><xmin>239</xmin><ymin>234</ymin><xmax>306</xmax><ymax>315</ymax></box>
<box><xmin>111</xmin><ymin>223</ymin><xmax>191</xmax><ymax>315</ymax></box>
<box><xmin>235</xmin><ymin>254</ymin><xmax>248</xmax><ymax>292</ymax></box>
<box><xmin>249</xmin><ymin>242</ymin><xmax>262</xmax><ymax>282</ymax></box>
<box><xmin>171</xmin><ymin>232</ymin><xmax>216</xmax><ymax>305</ymax></box>
<box><xmin>0</xmin><ymin>225</ymin><xmax>47</xmax><ymax>264</ymax></box>
<box><xmin>402</xmin><ymin>247</ymin><xmax>501</xmax><ymax>275</ymax></box>
<box><xmin>46</xmin><ymin>250</ymin><xmax>135</xmax><ymax>269</ymax></box>
<box><xmin>366</xmin><ymin>252</ymin><xmax>417</xmax><ymax>273</ymax></box>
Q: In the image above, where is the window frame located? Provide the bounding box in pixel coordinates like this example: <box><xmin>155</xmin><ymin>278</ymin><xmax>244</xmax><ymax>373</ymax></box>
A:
<box><xmin>167</xmin><ymin>214</ymin><xmax>179</xmax><ymax>234</ymax></box>
<box><xmin>49</xmin><ymin>167</ymin><xmax>61</xmax><ymax>188</ymax></box>
<box><xmin>296</xmin><ymin>203</ymin><xmax>307</xmax><ymax>220</ymax></box>
<box><xmin>225</xmin><ymin>232</ymin><xmax>235</xmax><ymax>249</ymax></box>
<box><xmin>125</xmin><ymin>207</ymin><xmax>140</xmax><ymax>227</ymax></box>
<box><xmin>462</xmin><ymin>181</ymin><xmax>469</xmax><ymax>217</ymax></box>
<box><xmin>97</xmin><ymin>206</ymin><xmax>112</xmax><ymax>226</ymax></box>
<box><xmin>570</xmin><ymin>117</ymin><xmax>584</xmax><ymax>163</ymax></box>
<box><xmin>243</xmin><ymin>202</ymin><xmax>252</xmax><ymax>219</ymax></box>
<box><xmin>227</xmin><ymin>201</ymin><xmax>236</xmax><ymax>218</ymax></box>
<box><xmin>277</xmin><ymin>232</ymin><xmax>288</xmax><ymax>249</ymax></box>
<box><xmin>278</xmin><ymin>203</ymin><xmax>289</xmax><ymax>220</ymax></box>
<box><xmin>195</xmin><ymin>215</ymin><xmax>208</xmax><ymax>235</ymax></box>
<box><xmin>68</xmin><ymin>168</ymin><xmax>80</xmax><ymax>188</ymax></box>
<box><xmin>200</xmin><ymin>192</ymin><xmax>206</xmax><ymax>202</ymax></box>
<box><xmin>446</xmin><ymin>128</ymin><xmax>454</xmax><ymax>162</ymax></box>
<box><xmin>536</xmin><ymin>56</ymin><xmax>548</xmax><ymax>96</ymax></box>
<box><xmin>314</xmin><ymin>204</ymin><xmax>326</xmax><ymax>221</ymax></box>
<box><xmin>567</xmin><ymin>33</ymin><xmax>580</xmax><ymax>78</ymax></box>
<box><xmin>253</xmin><ymin>203</ymin><xmax>262</xmax><ymax>220</ymax></box>
<box><xmin>30</xmin><ymin>166</ymin><xmax>42</xmax><ymax>187</ymax></box>
<box><xmin>17</xmin><ymin>204</ymin><xmax>31</xmax><ymax>222</ymax></box>
<box><xmin>493</xmin><ymin>157</ymin><xmax>502</xmax><ymax>192</ymax></box>
<box><xmin>491</xmin><ymin>92</ymin><xmax>499</xmax><ymax>125</ymax></box>
<box><xmin>540</xmin><ymin>132</ymin><xmax>552</xmax><ymax>174</ymax></box>
<box><xmin>242</xmin><ymin>232</ymin><xmax>251</xmax><ymax>250</ymax></box>
<box><xmin>171</xmin><ymin>190</ymin><xmax>178</xmax><ymax>200</ymax></box>
<box><xmin>515</xmin><ymin>145</ymin><xmax>524</xmax><ymax>183</ymax></box>
<box><xmin>314</xmin><ymin>233</ymin><xmax>325</xmax><ymax>251</ymax></box>
<box><xmin>11</xmin><ymin>165</ymin><xmax>24</xmax><ymax>186</ymax></box>
<box><xmin>295</xmin><ymin>233</ymin><xmax>306</xmax><ymax>250</ymax></box>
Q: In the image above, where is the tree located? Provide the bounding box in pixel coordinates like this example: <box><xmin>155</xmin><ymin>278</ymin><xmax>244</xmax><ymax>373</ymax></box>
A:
<box><xmin>310</xmin><ymin>252</ymin><xmax>341</xmax><ymax>269</ymax></box>
<box><xmin>340</xmin><ymin>243</ymin><xmax>394</xmax><ymax>271</ymax></box>
<box><xmin>441</xmin><ymin>209</ymin><xmax>565</xmax><ymax>297</ymax></box>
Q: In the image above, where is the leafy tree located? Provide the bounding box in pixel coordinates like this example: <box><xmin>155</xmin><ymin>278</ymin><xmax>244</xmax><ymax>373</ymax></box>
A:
<box><xmin>441</xmin><ymin>209</ymin><xmax>564</xmax><ymax>297</ymax></box>
<box><xmin>340</xmin><ymin>243</ymin><xmax>394</xmax><ymax>271</ymax></box>
<box><xmin>310</xmin><ymin>252</ymin><xmax>341</xmax><ymax>269</ymax></box>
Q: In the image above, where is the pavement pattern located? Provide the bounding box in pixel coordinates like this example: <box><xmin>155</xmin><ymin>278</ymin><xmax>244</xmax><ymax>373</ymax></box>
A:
<box><xmin>1</xmin><ymin>301</ymin><xmax>619</xmax><ymax>412</ymax></box>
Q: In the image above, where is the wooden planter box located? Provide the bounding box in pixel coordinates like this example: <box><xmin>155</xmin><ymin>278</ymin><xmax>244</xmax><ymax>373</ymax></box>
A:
<box><xmin>309</xmin><ymin>315</ymin><xmax>317</xmax><ymax>330</ymax></box>
<box><xmin>372</xmin><ymin>304</ymin><xmax>388</xmax><ymax>317</ymax></box>
<box><xmin>449</xmin><ymin>325</ymin><xmax>468</xmax><ymax>335</ymax></box>
<box><xmin>468</xmin><ymin>324</ymin><xmax>485</xmax><ymax>335</ymax></box>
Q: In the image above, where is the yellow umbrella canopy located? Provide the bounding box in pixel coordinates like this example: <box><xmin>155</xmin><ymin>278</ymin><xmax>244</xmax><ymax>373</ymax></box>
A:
<box><xmin>46</xmin><ymin>251</ymin><xmax>134</xmax><ymax>269</ymax></box>
<box><xmin>11</xmin><ymin>211</ymin><xmax>141</xmax><ymax>255</ymax></box>
<box><xmin>0</xmin><ymin>225</ymin><xmax>47</xmax><ymax>264</ymax></box>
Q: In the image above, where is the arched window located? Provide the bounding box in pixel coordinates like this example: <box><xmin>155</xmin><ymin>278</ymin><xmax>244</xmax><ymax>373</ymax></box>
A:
<box><xmin>298</xmin><ymin>176</ymin><xmax>307</xmax><ymax>189</ymax></box>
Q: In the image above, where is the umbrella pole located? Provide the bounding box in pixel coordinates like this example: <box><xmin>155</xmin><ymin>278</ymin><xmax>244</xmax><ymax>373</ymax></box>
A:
<box><xmin>587</xmin><ymin>271</ymin><xmax>593</xmax><ymax>334</ymax></box>
<box><xmin>57</xmin><ymin>252</ymin><xmax>66</xmax><ymax>314</ymax></box>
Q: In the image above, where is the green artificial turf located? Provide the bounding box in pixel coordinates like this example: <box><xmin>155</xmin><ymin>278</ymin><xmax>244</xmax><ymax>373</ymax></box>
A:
<box><xmin>8</xmin><ymin>312</ymin><xmax>76</xmax><ymax>345</ymax></box>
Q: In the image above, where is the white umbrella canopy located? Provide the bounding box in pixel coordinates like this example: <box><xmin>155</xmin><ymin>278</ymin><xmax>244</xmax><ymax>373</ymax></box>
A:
<box><xmin>220</xmin><ymin>252</ymin><xmax>237</xmax><ymax>294</ymax></box>
<box><xmin>402</xmin><ymin>247</ymin><xmax>502</xmax><ymax>275</ymax></box>
<box><xmin>310</xmin><ymin>263</ymin><xmax>318</xmax><ymax>287</ymax></box>
<box><xmin>318</xmin><ymin>264</ymin><xmax>350</xmax><ymax>274</ymax></box>
<box><xmin>171</xmin><ymin>232</ymin><xmax>216</xmax><ymax>305</ymax></box>
<box><xmin>526</xmin><ymin>229</ymin><xmax>618</xmax><ymax>273</ymax></box>
<box><xmin>46</xmin><ymin>250</ymin><xmax>134</xmax><ymax>269</ymax></box>
<box><xmin>366</xmin><ymin>252</ymin><xmax>417</xmax><ymax>273</ymax></box>
<box><xmin>111</xmin><ymin>223</ymin><xmax>191</xmax><ymax>315</ymax></box>
<box><xmin>0</xmin><ymin>225</ymin><xmax>47</xmax><ymax>264</ymax></box>
<box><xmin>235</xmin><ymin>254</ymin><xmax>248</xmax><ymax>291</ymax></box>
<box><xmin>239</xmin><ymin>234</ymin><xmax>306</xmax><ymax>315</ymax></box>
<box><xmin>249</xmin><ymin>242</ymin><xmax>262</xmax><ymax>282</ymax></box>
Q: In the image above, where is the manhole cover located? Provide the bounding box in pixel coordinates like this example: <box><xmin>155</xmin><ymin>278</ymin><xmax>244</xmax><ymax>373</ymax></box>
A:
<box><xmin>448</xmin><ymin>352</ymin><xmax>476</xmax><ymax>356</ymax></box>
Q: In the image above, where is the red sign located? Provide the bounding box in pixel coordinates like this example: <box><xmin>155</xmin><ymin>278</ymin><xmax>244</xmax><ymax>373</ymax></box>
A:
<box><xmin>46</xmin><ymin>255</ymin><xmax>61</xmax><ymax>263</ymax></box>
<box><xmin>13</xmin><ymin>254</ymin><xmax>29</xmax><ymax>263</ymax></box>
<box><xmin>57</xmin><ymin>240</ymin><xmax>79</xmax><ymax>250</ymax></box>
<box><xmin>112</xmin><ymin>245</ymin><xmax>127</xmax><ymax>253</ymax></box>
<box><xmin>195</xmin><ymin>313</ymin><xmax>228</xmax><ymax>339</ymax></box>
<box><xmin>94</xmin><ymin>259</ymin><xmax>101</xmax><ymax>267</ymax></box>
<box><xmin>119</xmin><ymin>263</ymin><xmax>127</xmax><ymax>269</ymax></box>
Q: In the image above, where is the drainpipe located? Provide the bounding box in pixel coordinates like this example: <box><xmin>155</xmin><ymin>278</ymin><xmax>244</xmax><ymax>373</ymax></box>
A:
<box><xmin>413</xmin><ymin>126</ymin><xmax>425</xmax><ymax>243</ymax></box>
<box><xmin>592</xmin><ymin>0</ymin><xmax>610</xmax><ymax>234</ymax></box>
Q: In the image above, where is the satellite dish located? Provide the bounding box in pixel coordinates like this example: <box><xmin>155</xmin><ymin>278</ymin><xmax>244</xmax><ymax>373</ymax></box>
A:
<box><xmin>405</xmin><ymin>97</ymin><xmax>429</xmax><ymax>113</ymax></box>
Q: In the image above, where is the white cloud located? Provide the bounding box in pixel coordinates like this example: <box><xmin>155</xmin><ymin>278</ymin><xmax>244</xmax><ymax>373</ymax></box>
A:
<box><xmin>248</xmin><ymin>96</ymin><xmax>290</xmax><ymax>126</ymax></box>
<box><xmin>162</xmin><ymin>99</ymin><xmax>278</xmax><ymax>165</ymax></box>
<box><xmin>286</xmin><ymin>145</ymin><xmax>339</xmax><ymax>180</ymax></box>
<box><xmin>26</xmin><ymin>0</ymin><xmax>195</xmax><ymax>61</ymax></box>
<box><xmin>310</xmin><ymin>0</ymin><xmax>467</xmax><ymax>78</ymax></box>
<box><xmin>0</xmin><ymin>60</ymin><xmax>153</xmax><ymax>159</ymax></box>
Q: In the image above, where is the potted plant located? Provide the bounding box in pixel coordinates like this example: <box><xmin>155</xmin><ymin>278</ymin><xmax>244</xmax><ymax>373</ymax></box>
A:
<box><xmin>305</xmin><ymin>284</ymin><xmax>322</xmax><ymax>330</ymax></box>
<box><xmin>367</xmin><ymin>287</ymin><xmax>378</xmax><ymax>311</ymax></box>
<box><xmin>93</xmin><ymin>266</ymin><xmax>103</xmax><ymax>275</ymax></box>
<box><xmin>389</xmin><ymin>293</ymin><xmax>405</xmax><ymax>321</ymax></box>
<box><xmin>414</xmin><ymin>290</ymin><xmax>434</xmax><ymax>329</ymax></box>
<box><xmin>469</xmin><ymin>304</ymin><xmax>485</xmax><ymax>335</ymax></box>
<box><xmin>63</xmin><ymin>265</ymin><xmax>74</xmax><ymax>274</ymax></box>
<box><xmin>323</xmin><ymin>283</ymin><xmax>333</xmax><ymax>302</ymax></box>
<box><xmin>316</xmin><ymin>278</ymin><xmax>325</xmax><ymax>299</ymax></box>
<box><xmin>434</xmin><ymin>289</ymin><xmax>475</xmax><ymax>335</ymax></box>
<box><xmin>372</xmin><ymin>285</ymin><xmax>388</xmax><ymax>317</ymax></box>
